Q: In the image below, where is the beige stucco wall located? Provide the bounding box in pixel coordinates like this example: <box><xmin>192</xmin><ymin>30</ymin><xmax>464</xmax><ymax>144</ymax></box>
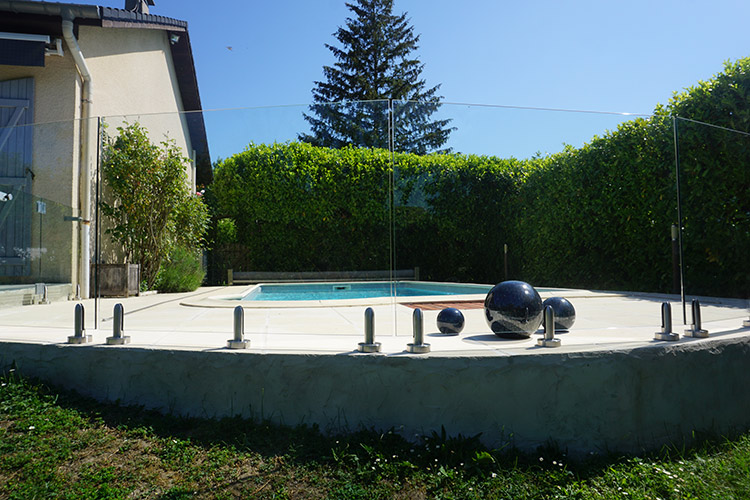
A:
<box><xmin>81</xmin><ymin>26</ymin><xmax>197</xmax><ymax>265</ymax></box>
<box><xmin>81</xmin><ymin>26</ymin><xmax>196</xmax><ymax>188</ymax></box>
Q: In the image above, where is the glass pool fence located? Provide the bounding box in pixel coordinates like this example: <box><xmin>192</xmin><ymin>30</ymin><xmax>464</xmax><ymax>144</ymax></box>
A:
<box><xmin>0</xmin><ymin>103</ymin><xmax>747</xmax><ymax>340</ymax></box>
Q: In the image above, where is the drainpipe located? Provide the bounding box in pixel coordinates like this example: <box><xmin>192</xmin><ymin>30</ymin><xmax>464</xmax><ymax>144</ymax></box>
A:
<box><xmin>62</xmin><ymin>13</ymin><xmax>92</xmax><ymax>299</ymax></box>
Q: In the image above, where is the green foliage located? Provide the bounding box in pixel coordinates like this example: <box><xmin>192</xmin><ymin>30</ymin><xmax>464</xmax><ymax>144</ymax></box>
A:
<box><xmin>171</xmin><ymin>189</ymin><xmax>210</xmax><ymax>251</ymax></box>
<box><xmin>300</xmin><ymin>0</ymin><xmax>453</xmax><ymax>153</ymax></box>
<box><xmin>100</xmin><ymin>123</ymin><xmax>210</xmax><ymax>289</ymax></box>
<box><xmin>209</xmin><ymin>142</ymin><xmax>524</xmax><ymax>282</ymax></box>
<box><xmin>210</xmin><ymin>142</ymin><xmax>392</xmax><ymax>273</ymax></box>
<box><xmin>518</xmin><ymin>116</ymin><xmax>678</xmax><ymax>292</ymax></box>
<box><xmin>215</xmin><ymin>218</ymin><xmax>237</xmax><ymax>245</ymax></box>
<box><xmin>154</xmin><ymin>246</ymin><xmax>205</xmax><ymax>293</ymax></box>
<box><xmin>515</xmin><ymin>57</ymin><xmax>750</xmax><ymax>295</ymax></box>
<box><xmin>392</xmin><ymin>151</ymin><xmax>524</xmax><ymax>282</ymax></box>
<box><xmin>658</xmin><ymin>58</ymin><xmax>750</xmax><ymax>296</ymax></box>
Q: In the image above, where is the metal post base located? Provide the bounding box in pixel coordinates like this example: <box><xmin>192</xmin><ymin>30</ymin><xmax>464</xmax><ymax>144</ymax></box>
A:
<box><xmin>684</xmin><ymin>327</ymin><xmax>708</xmax><ymax>338</ymax></box>
<box><xmin>654</xmin><ymin>332</ymin><xmax>680</xmax><ymax>341</ymax></box>
<box><xmin>407</xmin><ymin>343</ymin><xmax>431</xmax><ymax>353</ymax></box>
<box><xmin>106</xmin><ymin>336</ymin><xmax>131</xmax><ymax>345</ymax></box>
<box><xmin>537</xmin><ymin>338</ymin><xmax>561</xmax><ymax>348</ymax></box>
<box><xmin>358</xmin><ymin>342</ymin><xmax>381</xmax><ymax>353</ymax></box>
<box><xmin>67</xmin><ymin>334</ymin><xmax>92</xmax><ymax>344</ymax></box>
<box><xmin>227</xmin><ymin>339</ymin><xmax>250</xmax><ymax>349</ymax></box>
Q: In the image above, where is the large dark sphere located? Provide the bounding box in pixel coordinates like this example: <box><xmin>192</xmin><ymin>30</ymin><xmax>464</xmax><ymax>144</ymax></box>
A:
<box><xmin>542</xmin><ymin>297</ymin><xmax>576</xmax><ymax>331</ymax></box>
<box><xmin>437</xmin><ymin>307</ymin><xmax>465</xmax><ymax>335</ymax></box>
<box><xmin>484</xmin><ymin>280</ymin><xmax>543</xmax><ymax>338</ymax></box>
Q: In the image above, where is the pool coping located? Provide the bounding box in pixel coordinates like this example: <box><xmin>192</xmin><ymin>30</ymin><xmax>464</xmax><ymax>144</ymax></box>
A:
<box><xmin>180</xmin><ymin>281</ymin><xmax>583</xmax><ymax>309</ymax></box>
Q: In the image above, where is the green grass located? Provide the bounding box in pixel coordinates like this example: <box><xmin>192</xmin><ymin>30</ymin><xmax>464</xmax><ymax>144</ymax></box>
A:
<box><xmin>2</xmin><ymin>369</ymin><xmax>750</xmax><ymax>499</ymax></box>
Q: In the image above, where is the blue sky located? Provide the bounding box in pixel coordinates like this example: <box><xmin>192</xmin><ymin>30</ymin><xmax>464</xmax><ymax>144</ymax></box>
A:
<box><xmin>91</xmin><ymin>0</ymin><xmax>750</xmax><ymax>159</ymax></box>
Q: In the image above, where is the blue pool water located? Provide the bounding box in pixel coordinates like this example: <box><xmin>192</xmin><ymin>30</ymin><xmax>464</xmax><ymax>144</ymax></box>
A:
<box><xmin>239</xmin><ymin>281</ymin><xmax>494</xmax><ymax>302</ymax></box>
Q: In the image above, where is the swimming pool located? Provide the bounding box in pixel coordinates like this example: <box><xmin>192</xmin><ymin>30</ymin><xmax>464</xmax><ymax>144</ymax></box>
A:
<box><xmin>238</xmin><ymin>281</ymin><xmax>493</xmax><ymax>302</ymax></box>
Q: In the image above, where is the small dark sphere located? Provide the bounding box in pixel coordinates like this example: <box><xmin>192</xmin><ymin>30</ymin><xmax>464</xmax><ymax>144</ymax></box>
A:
<box><xmin>436</xmin><ymin>307</ymin><xmax>465</xmax><ymax>334</ymax></box>
<box><xmin>542</xmin><ymin>297</ymin><xmax>576</xmax><ymax>331</ymax></box>
<box><xmin>484</xmin><ymin>280</ymin><xmax>543</xmax><ymax>338</ymax></box>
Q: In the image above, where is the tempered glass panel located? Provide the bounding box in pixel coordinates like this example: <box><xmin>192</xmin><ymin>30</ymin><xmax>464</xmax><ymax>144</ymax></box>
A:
<box><xmin>0</xmin><ymin>103</ymin><xmax>745</xmax><ymax>351</ymax></box>
<box><xmin>95</xmin><ymin>102</ymin><xmax>397</xmax><ymax>344</ymax></box>
<box><xmin>675</xmin><ymin>118</ymin><xmax>750</xmax><ymax>326</ymax></box>
<box><xmin>424</xmin><ymin>102</ymin><xmax>640</xmax><ymax>159</ymax></box>
<box><xmin>0</xmin><ymin>119</ymin><xmax>78</xmax><ymax>319</ymax></box>
<box><xmin>392</xmin><ymin>102</ymin><xmax>672</xmax><ymax>287</ymax></box>
<box><xmin>0</xmin><ymin>189</ymin><xmax>74</xmax><ymax>285</ymax></box>
<box><xmin>391</xmin><ymin>101</ymin><xmax>699</xmax><ymax>340</ymax></box>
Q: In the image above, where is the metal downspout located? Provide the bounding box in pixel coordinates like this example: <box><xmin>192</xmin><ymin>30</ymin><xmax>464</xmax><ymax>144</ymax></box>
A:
<box><xmin>62</xmin><ymin>13</ymin><xmax>92</xmax><ymax>299</ymax></box>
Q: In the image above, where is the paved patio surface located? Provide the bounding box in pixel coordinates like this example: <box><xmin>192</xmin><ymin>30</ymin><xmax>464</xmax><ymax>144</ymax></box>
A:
<box><xmin>0</xmin><ymin>285</ymin><xmax>747</xmax><ymax>356</ymax></box>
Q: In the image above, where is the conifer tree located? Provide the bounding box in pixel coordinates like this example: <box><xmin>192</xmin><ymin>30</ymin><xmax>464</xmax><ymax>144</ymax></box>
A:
<box><xmin>300</xmin><ymin>0</ymin><xmax>453</xmax><ymax>154</ymax></box>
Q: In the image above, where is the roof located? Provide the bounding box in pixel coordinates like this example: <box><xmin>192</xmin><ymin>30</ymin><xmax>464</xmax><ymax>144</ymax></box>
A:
<box><xmin>99</xmin><ymin>6</ymin><xmax>187</xmax><ymax>30</ymax></box>
<box><xmin>0</xmin><ymin>1</ymin><xmax>212</xmax><ymax>184</ymax></box>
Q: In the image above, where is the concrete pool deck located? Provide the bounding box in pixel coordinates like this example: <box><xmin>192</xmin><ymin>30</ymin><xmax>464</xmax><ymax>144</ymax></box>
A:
<box><xmin>1</xmin><ymin>285</ymin><xmax>749</xmax><ymax>455</ymax></box>
<box><xmin>0</xmin><ymin>285</ymin><xmax>746</xmax><ymax>354</ymax></box>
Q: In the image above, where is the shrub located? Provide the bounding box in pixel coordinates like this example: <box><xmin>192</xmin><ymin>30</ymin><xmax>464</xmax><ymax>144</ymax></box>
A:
<box><xmin>155</xmin><ymin>246</ymin><xmax>205</xmax><ymax>293</ymax></box>
<box><xmin>100</xmin><ymin>122</ymin><xmax>210</xmax><ymax>289</ymax></box>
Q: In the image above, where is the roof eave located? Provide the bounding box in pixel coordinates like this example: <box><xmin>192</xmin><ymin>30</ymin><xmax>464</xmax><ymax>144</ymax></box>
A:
<box><xmin>167</xmin><ymin>29</ymin><xmax>212</xmax><ymax>185</ymax></box>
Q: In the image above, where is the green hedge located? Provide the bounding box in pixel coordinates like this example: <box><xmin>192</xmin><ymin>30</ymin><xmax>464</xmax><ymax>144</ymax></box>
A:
<box><xmin>208</xmin><ymin>143</ymin><xmax>392</xmax><ymax>272</ymax></box>
<box><xmin>208</xmin><ymin>58</ymin><xmax>750</xmax><ymax>298</ymax></box>
<box><xmin>657</xmin><ymin>58</ymin><xmax>750</xmax><ymax>296</ymax></box>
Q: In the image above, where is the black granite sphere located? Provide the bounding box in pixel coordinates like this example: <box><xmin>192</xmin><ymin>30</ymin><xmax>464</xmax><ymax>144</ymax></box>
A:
<box><xmin>484</xmin><ymin>280</ymin><xmax>543</xmax><ymax>338</ymax></box>
<box><xmin>437</xmin><ymin>307</ymin><xmax>465</xmax><ymax>335</ymax></box>
<box><xmin>542</xmin><ymin>297</ymin><xmax>576</xmax><ymax>331</ymax></box>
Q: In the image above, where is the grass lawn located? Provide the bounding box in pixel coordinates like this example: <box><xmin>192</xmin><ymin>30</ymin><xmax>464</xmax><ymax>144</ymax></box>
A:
<box><xmin>1</xmin><ymin>368</ymin><xmax>750</xmax><ymax>499</ymax></box>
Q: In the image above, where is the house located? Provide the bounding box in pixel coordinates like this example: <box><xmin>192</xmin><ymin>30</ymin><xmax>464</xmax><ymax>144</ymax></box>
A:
<box><xmin>0</xmin><ymin>0</ymin><xmax>210</xmax><ymax>299</ymax></box>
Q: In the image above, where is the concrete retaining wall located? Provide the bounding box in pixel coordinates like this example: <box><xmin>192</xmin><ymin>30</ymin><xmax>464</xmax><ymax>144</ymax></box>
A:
<box><xmin>2</xmin><ymin>337</ymin><xmax>750</xmax><ymax>455</ymax></box>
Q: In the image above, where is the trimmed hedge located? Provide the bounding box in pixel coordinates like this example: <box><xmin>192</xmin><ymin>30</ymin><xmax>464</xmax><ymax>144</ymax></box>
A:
<box><xmin>208</xmin><ymin>143</ymin><xmax>392</xmax><ymax>272</ymax></box>
<box><xmin>208</xmin><ymin>58</ymin><xmax>750</xmax><ymax>298</ymax></box>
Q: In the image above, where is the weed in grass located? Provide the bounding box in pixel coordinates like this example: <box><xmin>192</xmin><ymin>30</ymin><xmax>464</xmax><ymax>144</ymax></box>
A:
<box><xmin>328</xmin><ymin>482</ymin><xmax>371</xmax><ymax>500</ymax></box>
<box><xmin>159</xmin><ymin>437</ymin><xmax>198</xmax><ymax>466</ymax></box>
<box><xmin>73</xmin><ymin>465</ymin><xmax>131</xmax><ymax>499</ymax></box>
<box><xmin>161</xmin><ymin>486</ymin><xmax>197</xmax><ymax>499</ymax></box>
